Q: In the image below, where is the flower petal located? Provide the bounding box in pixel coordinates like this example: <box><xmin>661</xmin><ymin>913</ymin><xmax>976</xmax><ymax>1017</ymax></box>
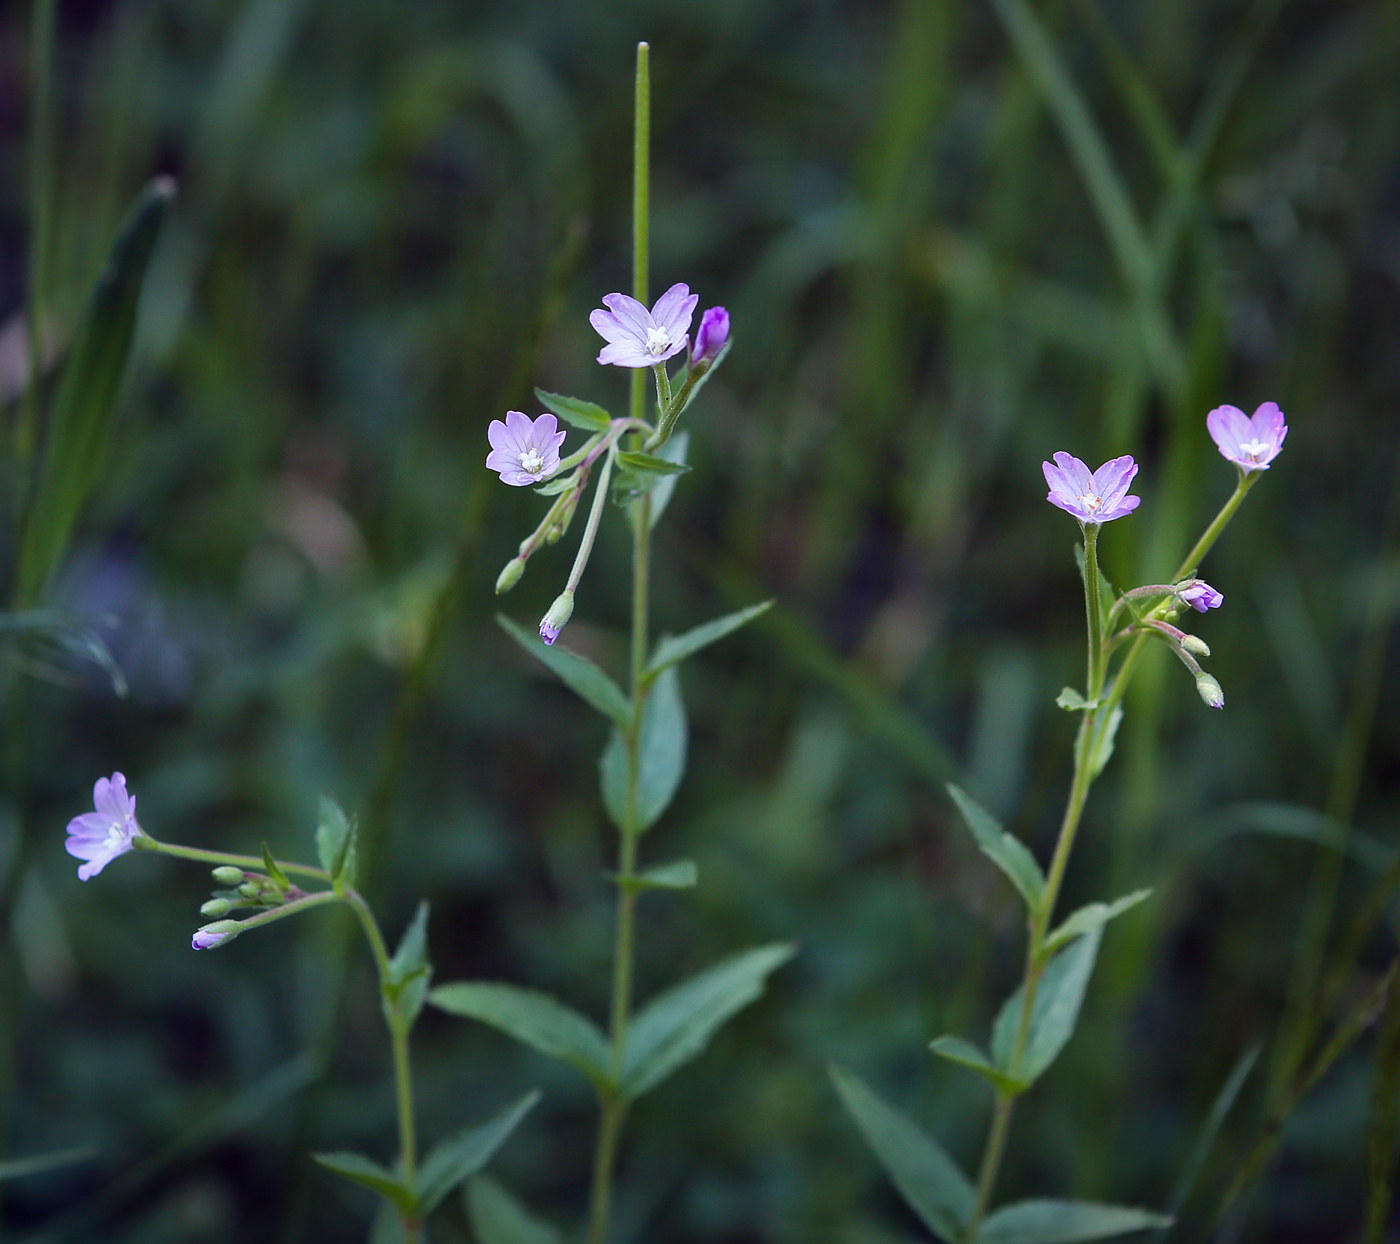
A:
<box><xmin>1093</xmin><ymin>456</ymin><xmax>1139</xmax><ymax>507</ymax></box>
<box><xmin>651</xmin><ymin>284</ymin><xmax>698</xmax><ymax>338</ymax></box>
<box><xmin>589</xmin><ymin>308</ymin><xmax>636</xmax><ymax>345</ymax></box>
<box><xmin>597</xmin><ymin>340</ymin><xmax>654</xmax><ymax>368</ymax></box>
<box><xmin>487</xmin><ymin>419</ymin><xmax>514</xmax><ymax>452</ymax></box>
<box><xmin>1051</xmin><ymin>452</ymin><xmax>1094</xmax><ymax>494</ymax></box>
<box><xmin>529</xmin><ymin>413</ymin><xmax>558</xmax><ymax>446</ymax></box>
<box><xmin>485</xmin><ymin>448</ymin><xmax>519</xmax><ymax>473</ymax></box>
<box><xmin>601</xmin><ymin>293</ymin><xmax>653</xmax><ymax>337</ymax></box>
<box><xmin>1206</xmin><ymin>405</ymin><xmax>1251</xmax><ymax>459</ymax></box>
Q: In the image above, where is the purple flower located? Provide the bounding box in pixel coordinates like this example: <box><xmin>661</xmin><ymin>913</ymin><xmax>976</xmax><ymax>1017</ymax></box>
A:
<box><xmin>192</xmin><ymin>920</ymin><xmax>241</xmax><ymax>950</ymax></box>
<box><xmin>691</xmin><ymin>306</ymin><xmax>729</xmax><ymax>366</ymax></box>
<box><xmin>1042</xmin><ymin>453</ymin><xmax>1141</xmax><ymax>525</ymax></box>
<box><xmin>65</xmin><ymin>772</ymin><xmax>143</xmax><ymax>880</ymax></box>
<box><xmin>590</xmin><ymin>283</ymin><xmax>699</xmax><ymax>368</ymax></box>
<box><xmin>486</xmin><ymin>412</ymin><xmax>566</xmax><ymax>486</ymax></box>
<box><xmin>1207</xmin><ymin>401</ymin><xmax>1287</xmax><ymax>472</ymax></box>
<box><xmin>1178</xmin><ymin>580</ymin><xmax>1223</xmax><ymax>612</ymax></box>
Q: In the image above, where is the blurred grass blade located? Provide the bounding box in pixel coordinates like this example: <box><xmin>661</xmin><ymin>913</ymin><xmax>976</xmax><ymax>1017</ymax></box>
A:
<box><xmin>415</xmin><ymin>1091</ymin><xmax>539</xmax><ymax>1217</ymax></box>
<box><xmin>978</xmin><ymin>1199</ymin><xmax>1171</xmax><ymax>1243</ymax></box>
<box><xmin>0</xmin><ymin>1146</ymin><xmax>94</xmax><ymax>1182</ymax></box>
<box><xmin>829</xmin><ymin>1063</ymin><xmax>973</xmax><ymax>1243</ymax></box>
<box><xmin>1155</xmin><ymin>1043</ymin><xmax>1259</xmax><ymax>1237</ymax></box>
<box><xmin>1365</xmin><ymin>971</ymin><xmax>1400</xmax><ymax>1243</ymax></box>
<box><xmin>466</xmin><ymin>1174</ymin><xmax>563</xmax><ymax>1244</ymax></box>
<box><xmin>16</xmin><ymin>177</ymin><xmax>174</xmax><ymax>606</ymax></box>
<box><xmin>947</xmin><ymin>783</ymin><xmax>1046</xmax><ymax>913</ymax></box>
<box><xmin>646</xmin><ymin>600</ymin><xmax>774</xmax><ymax>679</ymax></box>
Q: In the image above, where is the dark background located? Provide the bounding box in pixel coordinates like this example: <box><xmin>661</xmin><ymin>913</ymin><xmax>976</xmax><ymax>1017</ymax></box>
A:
<box><xmin>1</xmin><ymin>0</ymin><xmax>1399</xmax><ymax>1240</ymax></box>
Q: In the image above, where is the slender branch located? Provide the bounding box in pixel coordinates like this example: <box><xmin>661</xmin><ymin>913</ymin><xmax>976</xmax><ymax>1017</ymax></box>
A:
<box><xmin>137</xmin><ymin>837</ymin><xmax>331</xmax><ymax>882</ymax></box>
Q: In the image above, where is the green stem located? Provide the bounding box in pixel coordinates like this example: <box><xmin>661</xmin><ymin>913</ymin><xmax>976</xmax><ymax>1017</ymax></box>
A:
<box><xmin>564</xmin><ymin>449</ymin><xmax>615</xmax><ymax>595</ymax></box>
<box><xmin>629</xmin><ymin>42</ymin><xmax>649</xmax><ymax>429</ymax></box>
<box><xmin>1174</xmin><ymin>471</ymin><xmax>1254</xmax><ymax>581</ymax></box>
<box><xmin>1083</xmin><ymin>525</ymin><xmax>1104</xmax><ymax>698</ymax></box>
<box><xmin>138</xmin><ymin>838</ymin><xmax>331</xmax><ymax>882</ymax></box>
<box><xmin>966</xmin><ymin>1095</ymin><xmax>1015</xmax><ymax>1240</ymax></box>
<box><xmin>233</xmin><ymin>888</ymin><xmax>341</xmax><ymax>934</ymax></box>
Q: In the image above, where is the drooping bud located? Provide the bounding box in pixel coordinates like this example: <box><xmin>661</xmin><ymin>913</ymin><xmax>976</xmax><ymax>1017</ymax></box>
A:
<box><xmin>1177</xmin><ymin>580</ymin><xmax>1224</xmax><ymax>613</ymax></box>
<box><xmin>495</xmin><ymin>557</ymin><xmax>526</xmax><ymax>595</ymax></box>
<box><xmin>1181</xmin><ymin>634</ymin><xmax>1211</xmax><ymax>658</ymax></box>
<box><xmin>200</xmin><ymin>898</ymin><xmax>232</xmax><ymax>918</ymax></box>
<box><xmin>691</xmin><ymin>306</ymin><xmax>729</xmax><ymax>367</ymax></box>
<box><xmin>1195</xmin><ymin>673</ymin><xmax>1225</xmax><ymax>709</ymax></box>
<box><xmin>191</xmin><ymin>920</ymin><xmax>242</xmax><ymax>950</ymax></box>
<box><xmin>212</xmin><ymin>866</ymin><xmax>245</xmax><ymax>886</ymax></box>
<box><xmin>539</xmin><ymin>590</ymin><xmax>575</xmax><ymax>646</ymax></box>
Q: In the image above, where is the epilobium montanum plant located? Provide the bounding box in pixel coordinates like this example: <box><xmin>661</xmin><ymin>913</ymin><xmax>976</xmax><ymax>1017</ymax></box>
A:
<box><xmin>831</xmin><ymin>402</ymin><xmax>1287</xmax><ymax>1244</ymax></box>
<box><xmin>63</xmin><ymin>775</ymin><xmax>537</xmax><ymax>1243</ymax></box>
<box><xmin>429</xmin><ymin>43</ymin><xmax>788</xmax><ymax>1244</ymax></box>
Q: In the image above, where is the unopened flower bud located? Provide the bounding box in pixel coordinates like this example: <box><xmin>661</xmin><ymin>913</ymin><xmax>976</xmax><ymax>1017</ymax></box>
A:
<box><xmin>191</xmin><ymin>920</ymin><xmax>242</xmax><ymax>950</ymax></box>
<box><xmin>200</xmin><ymin>898</ymin><xmax>232</xmax><ymax>918</ymax></box>
<box><xmin>238</xmin><ymin>881</ymin><xmax>262</xmax><ymax>900</ymax></box>
<box><xmin>691</xmin><ymin>306</ymin><xmax>729</xmax><ymax>367</ymax></box>
<box><xmin>1177</xmin><ymin>579</ymin><xmax>1223</xmax><ymax>613</ymax></box>
<box><xmin>496</xmin><ymin>557</ymin><xmax>526</xmax><ymax>595</ymax></box>
<box><xmin>1181</xmin><ymin>634</ymin><xmax>1211</xmax><ymax>658</ymax></box>
<box><xmin>212</xmin><ymin>866</ymin><xmax>245</xmax><ymax>886</ymax></box>
<box><xmin>539</xmin><ymin>590</ymin><xmax>574</xmax><ymax>646</ymax></box>
<box><xmin>1196</xmin><ymin>673</ymin><xmax>1224</xmax><ymax>709</ymax></box>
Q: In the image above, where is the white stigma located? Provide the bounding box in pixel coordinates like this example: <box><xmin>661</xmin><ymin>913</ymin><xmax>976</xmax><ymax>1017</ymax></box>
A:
<box><xmin>1077</xmin><ymin>492</ymin><xmax>1103</xmax><ymax>512</ymax></box>
<box><xmin>519</xmin><ymin>447</ymin><xmax>546</xmax><ymax>475</ymax></box>
<box><xmin>645</xmin><ymin>325</ymin><xmax>672</xmax><ymax>356</ymax></box>
<box><xmin>1238</xmin><ymin>437</ymin><xmax>1269</xmax><ymax>460</ymax></box>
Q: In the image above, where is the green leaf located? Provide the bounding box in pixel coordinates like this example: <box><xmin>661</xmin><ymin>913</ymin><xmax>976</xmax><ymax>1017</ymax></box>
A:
<box><xmin>930</xmin><ymin>1036</ymin><xmax>1025</xmax><ymax>1095</ymax></box>
<box><xmin>533</xmin><ymin>471</ymin><xmax>579</xmax><ymax>497</ymax></box>
<box><xmin>533</xmin><ymin>389</ymin><xmax>611</xmax><ymax>432</ymax></box>
<box><xmin>615</xmin><ymin>450</ymin><xmax>691</xmax><ymax>476</ymax></box>
<box><xmin>0</xmin><ymin>1146</ymin><xmax>95</xmax><ymax>1182</ymax></box>
<box><xmin>641</xmin><ymin>431</ymin><xmax>688</xmax><ymax>529</ymax></box>
<box><xmin>415</xmin><ymin>1090</ymin><xmax>539</xmax><ymax>1216</ymax></box>
<box><xmin>498</xmin><ymin>614</ymin><xmax>630</xmax><ymax>728</ymax></box>
<box><xmin>992</xmin><ymin>928</ymin><xmax>1103</xmax><ymax>1086</ymax></box>
<box><xmin>369</xmin><ymin>1201</ymin><xmax>406</xmax><ymax>1244</ymax></box>
<box><xmin>829</xmin><ymin>1063</ymin><xmax>973</xmax><ymax>1243</ymax></box>
<box><xmin>976</xmin><ymin>1199</ymin><xmax>1171</xmax><ymax>1243</ymax></box>
<box><xmin>599</xmin><ymin>666</ymin><xmax>687</xmax><ymax>834</ymax></box>
<box><xmin>622</xmin><ymin>943</ymin><xmax>796</xmax><ymax>1097</ymax></box>
<box><xmin>623</xmin><ymin>859</ymin><xmax>698</xmax><ymax>891</ymax></box>
<box><xmin>1056</xmin><ymin>687</ymin><xmax>1101</xmax><ymax>711</ymax></box>
<box><xmin>1043</xmin><ymin>890</ymin><xmax>1151</xmax><ymax>956</ymax></box>
<box><xmin>261</xmin><ymin>844</ymin><xmax>290</xmax><ymax>894</ymax></box>
<box><xmin>1087</xmin><ymin>706</ymin><xmax>1123</xmax><ymax>780</ymax></box>
<box><xmin>947</xmin><ymin>784</ymin><xmax>1046</xmax><ymax>914</ymax></box>
<box><xmin>17</xmin><ymin>178</ymin><xmax>174</xmax><ymax>606</ymax></box>
<box><xmin>429</xmin><ymin>982</ymin><xmax>612</xmax><ymax>1092</ymax></box>
<box><xmin>386</xmin><ymin>901</ymin><xmax>433</xmax><ymax>1027</ymax></box>
<box><xmin>646</xmin><ymin>601</ymin><xmax>774</xmax><ymax>679</ymax></box>
<box><xmin>315</xmin><ymin>795</ymin><xmax>357</xmax><ymax>888</ymax></box>
<box><xmin>466</xmin><ymin>1175</ymin><xmax>563</xmax><ymax>1244</ymax></box>
<box><xmin>312</xmin><ymin>1151</ymin><xmax>414</xmax><ymax>1217</ymax></box>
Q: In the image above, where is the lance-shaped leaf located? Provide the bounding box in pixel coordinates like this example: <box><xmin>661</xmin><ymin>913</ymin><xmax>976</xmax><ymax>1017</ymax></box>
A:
<box><xmin>947</xmin><ymin>784</ymin><xmax>1046</xmax><ymax>915</ymax></box>
<box><xmin>992</xmin><ymin>928</ymin><xmax>1103</xmax><ymax>1087</ymax></box>
<box><xmin>930</xmin><ymin>1035</ymin><xmax>1025</xmax><ymax>1096</ymax></box>
<box><xmin>621</xmin><ymin>943</ymin><xmax>796</xmax><ymax>1097</ymax></box>
<box><xmin>467</xmin><ymin>1175</ymin><xmax>564</xmax><ymax>1244</ymax></box>
<box><xmin>17</xmin><ymin>178</ymin><xmax>174</xmax><ymax>605</ymax></box>
<box><xmin>615</xmin><ymin>451</ymin><xmax>690</xmax><ymax>476</ymax></box>
<box><xmin>261</xmin><ymin>844</ymin><xmax>291</xmax><ymax>895</ymax></box>
<box><xmin>646</xmin><ymin>601</ymin><xmax>774</xmax><ymax>679</ymax></box>
<box><xmin>617</xmin><ymin>858</ymin><xmax>697</xmax><ymax>892</ymax></box>
<box><xmin>1043</xmin><ymin>890</ymin><xmax>1151</xmax><ymax>956</ymax></box>
<box><xmin>640</xmin><ymin>431</ymin><xmax>688</xmax><ymax>529</ymax></box>
<box><xmin>415</xmin><ymin>1091</ymin><xmax>539</xmax><ymax>1217</ymax></box>
<box><xmin>0</xmin><ymin>1146</ymin><xmax>94</xmax><ymax>1181</ymax></box>
<box><xmin>312</xmin><ymin>1152</ymin><xmax>414</xmax><ymax>1217</ymax></box>
<box><xmin>498</xmin><ymin>615</ymin><xmax>630</xmax><ymax>728</ymax></box>
<box><xmin>315</xmin><ymin>795</ymin><xmax>357</xmax><ymax>889</ymax></box>
<box><xmin>429</xmin><ymin>982</ymin><xmax>612</xmax><ymax>1092</ymax></box>
<box><xmin>829</xmin><ymin>1064</ymin><xmax>973</xmax><ymax>1243</ymax></box>
<box><xmin>599</xmin><ymin>666</ymin><xmax>687</xmax><ymax>834</ymax></box>
<box><xmin>1088</xmin><ymin>706</ymin><xmax>1123</xmax><ymax>780</ymax></box>
<box><xmin>976</xmin><ymin>1198</ymin><xmax>1171</xmax><ymax>1243</ymax></box>
<box><xmin>533</xmin><ymin>389</ymin><xmax>611</xmax><ymax>431</ymax></box>
<box><xmin>1055</xmin><ymin>688</ymin><xmax>1101</xmax><ymax>711</ymax></box>
<box><xmin>385</xmin><ymin>901</ymin><xmax>433</xmax><ymax>1027</ymax></box>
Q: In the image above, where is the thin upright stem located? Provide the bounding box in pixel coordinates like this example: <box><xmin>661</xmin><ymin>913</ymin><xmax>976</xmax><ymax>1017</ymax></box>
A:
<box><xmin>967</xmin><ymin>1095</ymin><xmax>1014</xmax><ymax>1237</ymax></box>
<box><xmin>1083</xmin><ymin>525</ymin><xmax>1105</xmax><ymax>698</ymax></box>
<box><xmin>629</xmin><ymin>42</ymin><xmax>650</xmax><ymax>429</ymax></box>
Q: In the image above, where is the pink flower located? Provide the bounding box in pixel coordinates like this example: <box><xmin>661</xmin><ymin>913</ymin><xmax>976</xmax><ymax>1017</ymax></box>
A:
<box><xmin>65</xmin><ymin>772</ymin><xmax>143</xmax><ymax>880</ymax></box>
<box><xmin>1207</xmin><ymin>402</ymin><xmax>1287</xmax><ymax>472</ymax></box>
<box><xmin>1178</xmin><ymin>580</ymin><xmax>1223</xmax><ymax>612</ymax></box>
<box><xmin>589</xmin><ymin>283</ymin><xmax>699</xmax><ymax>368</ymax></box>
<box><xmin>691</xmin><ymin>306</ymin><xmax>729</xmax><ymax>366</ymax></box>
<box><xmin>1042</xmin><ymin>453</ymin><xmax>1141</xmax><ymax>525</ymax></box>
<box><xmin>486</xmin><ymin>412</ymin><xmax>566</xmax><ymax>486</ymax></box>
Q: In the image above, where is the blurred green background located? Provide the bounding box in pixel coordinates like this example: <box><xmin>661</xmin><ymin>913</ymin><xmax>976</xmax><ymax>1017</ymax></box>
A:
<box><xmin>1</xmin><ymin>0</ymin><xmax>1399</xmax><ymax>1239</ymax></box>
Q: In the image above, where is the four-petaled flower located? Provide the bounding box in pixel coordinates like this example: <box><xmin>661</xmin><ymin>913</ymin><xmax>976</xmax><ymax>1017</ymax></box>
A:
<box><xmin>66</xmin><ymin>772</ymin><xmax>143</xmax><ymax>880</ymax></box>
<box><xmin>486</xmin><ymin>412</ymin><xmax>566</xmax><ymax>486</ymax></box>
<box><xmin>1178</xmin><ymin>580</ymin><xmax>1223</xmax><ymax>612</ymax></box>
<box><xmin>691</xmin><ymin>306</ymin><xmax>729</xmax><ymax>366</ymax></box>
<box><xmin>590</xmin><ymin>283</ymin><xmax>699</xmax><ymax>368</ymax></box>
<box><xmin>1207</xmin><ymin>401</ymin><xmax>1287</xmax><ymax>472</ymax></box>
<box><xmin>1043</xmin><ymin>453</ymin><xmax>1141</xmax><ymax>525</ymax></box>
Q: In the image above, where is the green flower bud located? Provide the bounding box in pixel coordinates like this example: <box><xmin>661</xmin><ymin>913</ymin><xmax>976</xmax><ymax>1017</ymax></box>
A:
<box><xmin>1181</xmin><ymin>634</ymin><xmax>1211</xmax><ymax>658</ymax></box>
<box><xmin>1196</xmin><ymin>673</ymin><xmax>1224</xmax><ymax>709</ymax></box>
<box><xmin>212</xmin><ymin>866</ymin><xmax>245</xmax><ymax>886</ymax></box>
<box><xmin>539</xmin><ymin>590</ymin><xmax>574</xmax><ymax>646</ymax></box>
<box><xmin>200</xmin><ymin>898</ymin><xmax>232</xmax><ymax>918</ymax></box>
<box><xmin>238</xmin><ymin>881</ymin><xmax>262</xmax><ymax>900</ymax></box>
<box><xmin>495</xmin><ymin>557</ymin><xmax>526</xmax><ymax>595</ymax></box>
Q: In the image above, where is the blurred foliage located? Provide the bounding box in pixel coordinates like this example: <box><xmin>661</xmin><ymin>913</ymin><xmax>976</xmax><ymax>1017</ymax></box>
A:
<box><xmin>1</xmin><ymin>0</ymin><xmax>1399</xmax><ymax>1240</ymax></box>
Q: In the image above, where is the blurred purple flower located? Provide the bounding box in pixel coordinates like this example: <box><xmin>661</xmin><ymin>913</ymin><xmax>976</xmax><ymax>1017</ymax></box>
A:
<box><xmin>1042</xmin><ymin>453</ymin><xmax>1141</xmax><ymax>525</ymax></box>
<box><xmin>1178</xmin><ymin>580</ymin><xmax>1224</xmax><ymax>612</ymax></box>
<box><xmin>1207</xmin><ymin>401</ymin><xmax>1287</xmax><ymax>472</ymax></box>
<box><xmin>691</xmin><ymin>306</ymin><xmax>729</xmax><ymax>366</ymax></box>
<box><xmin>65</xmin><ymin>772</ymin><xmax>143</xmax><ymax>881</ymax></box>
<box><xmin>486</xmin><ymin>412</ymin><xmax>566</xmax><ymax>486</ymax></box>
<box><xmin>192</xmin><ymin>920</ymin><xmax>241</xmax><ymax>950</ymax></box>
<box><xmin>590</xmin><ymin>283</ymin><xmax>698</xmax><ymax>368</ymax></box>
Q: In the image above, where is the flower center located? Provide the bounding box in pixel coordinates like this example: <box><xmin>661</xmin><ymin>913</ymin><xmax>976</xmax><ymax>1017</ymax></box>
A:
<box><xmin>1238</xmin><ymin>437</ymin><xmax>1269</xmax><ymax>460</ymax></box>
<box><xmin>1077</xmin><ymin>492</ymin><xmax>1103</xmax><ymax>512</ymax></box>
<box><xmin>644</xmin><ymin>325</ymin><xmax>672</xmax><ymax>356</ymax></box>
<box><xmin>519</xmin><ymin>448</ymin><xmax>545</xmax><ymax>475</ymax></box>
